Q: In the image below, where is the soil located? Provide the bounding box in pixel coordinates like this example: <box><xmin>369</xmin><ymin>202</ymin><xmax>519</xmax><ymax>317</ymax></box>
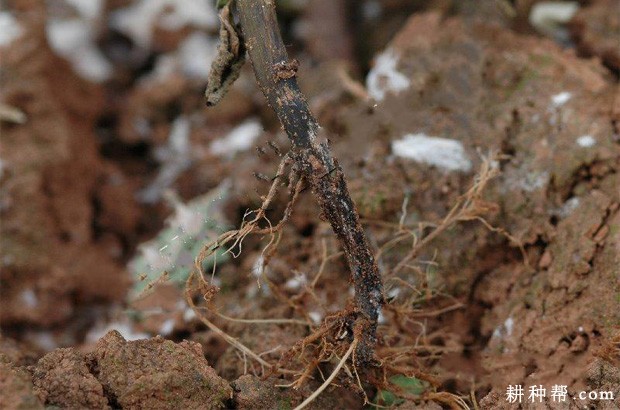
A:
<box><xmin>1</xmin><ymin>0</ymin><xmax>619</xmax><ymax>409</ymax></box>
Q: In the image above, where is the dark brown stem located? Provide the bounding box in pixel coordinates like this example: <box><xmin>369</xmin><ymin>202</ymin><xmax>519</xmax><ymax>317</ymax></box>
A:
<box><xmin>235</xmin><ymin>0</ymin><xmax>384</xmax><ymax>363</ymax></box>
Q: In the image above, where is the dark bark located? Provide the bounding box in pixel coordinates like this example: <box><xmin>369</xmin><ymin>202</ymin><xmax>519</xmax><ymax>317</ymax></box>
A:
<box><xmin>235</xmin><ymin>0</ymin><xmax>384</xmax><ymax>363</ymax></box>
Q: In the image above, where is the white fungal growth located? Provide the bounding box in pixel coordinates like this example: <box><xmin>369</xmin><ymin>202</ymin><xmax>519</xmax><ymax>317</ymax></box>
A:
<box><xmin>177</xmin><ymin>32</ymin><xmax>217</xmax><ymax>80</ymax></box>
<box><xmin>387</xmin><ymin>287</ymin><xmax>400</xmax><ymax>299</ymax></box>
<box><xmin>111</xmin><ymin>0</ymin><xmax>217</xmax><ymax>48</ymax></box>
<box><xmin>210</xmin><ymin>119</ymin><xmax>263</xmax><ymax>156</ymax></box>
<box><xmin>378</xmin><ymin>309</ymin><xmax>387</xmax><ymax>325</ymax></box>
<box><xmin>529</xmin><ymin>2</ymin><xmax>579</xmax><ymax>42</ymax></box>
<box><xmin>0</xmin><ymin>12</ymin><xmax>24</xmax><ymax>47</ymax></box>
<box><xmin>252</xmin><ymin>255</ymin><xmax>265</xmax><ymax>278</ymax></box>
<box><xmin>366</xmin><ymin>48</ymin><xmax>411</xmax><ymax>101</ymax></box>
<box><xmin>138</xmin><ymin>116</ymin><xmax>192</xmax><ymax>203</ymax></box>
<box><xmin>183</xmin><ymin>307</ymin><xmax>197</xmax><ymax>322</ymax></box>
<box><xmin>149</xmin><ymin>31</ymin><xmax>217</xmax><ymax>82</ymax></box>
<box><xmin>519</xmin><ymin>171</ymin><xmax>549</xmax><ymax>192</ymax></box>
<box><xmin>492</xmin><ymin>316</ymin><xmax>515</xmax><ymax>343</ymax></box>
<box><xmin>576</xmin><ymin>135</ymin><xmax>596</xmax><ymax>147</ymax></box>
<box><xmin>504</xmin><ymin>317</ymin><xmax>514</xmax><ymax>337</ymax></box>
<box><xmin>20</xmin><ymin>289</ymin><xmax>38</xmax><ymax>309</ymax></box>
<box><xmin>30</xmin><ymin>332</ymin><xmax>57</xmax><ymax>351</ymax></box>
<box><xmin>392</xmin><ymin>133</ymin><xmax>472</xmax><ymax>172</ymax></box>
<box><xmin>159</xmin><ymin>318</ymin><xmax>175</xmax><ymax>336</ymax></box>
<box><xmin>46</xmin><ymin>17</ymin><xmax>113</xmax><ymax>82</ymax></box>
<box><xmin>550</xmin><ymin>91</ymin><xmax>572</xmax><ymax>108</ymax></box>
<box><xmin>285</xmin><ymin>272</ymin><xmax>308</xmax><ymax>290</ymax></box>
<box><xmin>308</xmin><ymin>311</ymin><xmax>323</xmax><ymax>325</ymax></box>
<box><xmin>558</xmin><ymin>197</ymin><xmax>580</xmax><ymax>217</ymax></box>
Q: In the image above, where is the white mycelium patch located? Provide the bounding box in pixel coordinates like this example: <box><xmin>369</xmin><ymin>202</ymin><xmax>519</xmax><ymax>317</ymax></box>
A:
<box><xmin>366</xmin><ymin>48</ymin><xmax>411</xmax><ymax>101</ymax></box>
<box><xmin>392</xmin><ymin>133</ymin><xmax>472</xmax><ymax>172</ymax></box>
<box><xmin>0</xmin><ymin>12</ymin><xmax>23</xmax><ymax>47</ymax></box>
<box><xmin>576</xmin><ymin>135</ymin><xmax>596</xmax><ymax>147</ymax></box>
<box><xmin>210</xmin><ymin>120</ymin><xmax>263</xmax><ymax>156</ymax></box>
<box><xmin>550</xmin><ymin>91</ymin><xmax>572</xmax><ymax>108</ymax></box>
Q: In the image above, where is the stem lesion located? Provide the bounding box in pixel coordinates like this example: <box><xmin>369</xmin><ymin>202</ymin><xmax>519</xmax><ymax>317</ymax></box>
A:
<box><xmin>206</xmin><ymin>0</ymin><xmax>385</xmax><ymax>365</ymax></box>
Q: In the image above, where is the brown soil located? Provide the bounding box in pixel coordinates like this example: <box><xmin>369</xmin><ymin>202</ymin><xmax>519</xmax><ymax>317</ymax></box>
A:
<box><xmin>1</xmin><ymin>0</ymin><xmax>619</xmax><ymax>409</ymax></box>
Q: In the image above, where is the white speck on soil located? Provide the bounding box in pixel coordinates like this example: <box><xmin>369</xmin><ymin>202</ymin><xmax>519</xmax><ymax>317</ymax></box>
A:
<box><xmin>387</xmin><ymin>287</ymin><xmax>400</xmax><ymax>299</ymax></box>
<box><xmin>150</xmin><ymin>31</ymin><xmax>217</xmax><ymax>82</ymax></box>
<box><xmin>138</xmin><ymin>116</ymin><xmax>192</xmax><ymax>203</ymax></box>
<box><xmin>558</xmin><ymin>197</ymin><xmax>580</xmax><ymax>217</ymax></box>
<box><xmin>111</xmin><ymin>0</ymin><xmax>217</xmax><ymax>48</ymax></box>
<box><xmin>252</xmin><ymin>255</ymin><xmax>264</xmax><ymax>278</ymax></box>
<box><xmin>366</xmin><ymin>48</ymin><xmax>411</xmax><ymax>101</ymax></box>
<box><xmin>46</xmin><ymin>19</ymin><xmax>112</xmax><ymax>82</ymax></box>
<box><xmin>550</xmin><ymin>91</ymin><xmax>572</xmax><ymax>108</ymax></box>
<box><xmin>30</xmin><ymin>332</ymin><xmax>57</xmax><ymax>351</ymax></box>
<box><xmin>20</xmin><ymin>289</ymin><xmax>38</xmax><ymax>309</ymax></box>
<box><xmin>308</xmin><ymin>311</ymin><xmax>322</xmax><ymax>325</ymax></box>
<box><xmin>0</xmin><ymin>12</ymin><xmax>23</xmax><ymax>47</ymax></box>
<box><xmin>210</xmin><ymin>119</ymin><xmax>263</xmax><ymax>156</ymax></box>
<box><xmin>183</xmin><ymin>307</ymin><xmax>197</xmax><ymax>322</ymax></box>
<box><xmin>362</xmin><ymin>0</ymin><xmax>382</xmax><ymax>21</ymax></box>
<box><xmin>504</xmin><ymin>317</ymin><xmax>514</xmax><ymax>336</ymax></box>
<box><xmin>529</xmin><ymin>2</ymin><xmax>579</xmax><ymax>42</ymax></box>
<box><xmin>514</xmin><ymin>170</ymin><xmax>550</xmax><ymax>192</ymax></box>
<box><xmin>285</xmin><ymin>272</ymin><xmax>307</xmax><ymax>290</ymax></box>
<box><xmin>378</xmin><ymin>309</ymin><xmax>387</xmax><ymax>325</ymax></box>
<box><xmin>177</xmin><ymin>32</ymin><xmax>217</xmax><ymax>80</ymax></box>
<box><xmin>159</xmin><ymin>318</ymin><xmax>175</xmax><ymax>336</ymax></box>
<box><xmin>576</xmin><ymin>135</ymin><xmax>596</xmax><ymax>147</ymax></box>
<box><xmin>392</xmin><ymin>133</ymin><xmax>472</xmax><ymax>172</ymax></box>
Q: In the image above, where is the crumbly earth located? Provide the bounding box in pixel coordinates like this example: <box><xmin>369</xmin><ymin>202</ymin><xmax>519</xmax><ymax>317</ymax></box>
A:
<box><xmin>0</xmin><ymin>355</ymin><xmax>43</xmax><ymax>410</ymax></box>
<box><xmin>1</xmin><ymin>0</ymin><xmax>619</xmax><ymax>409</ymax></box>
<box><xmin>569</xmin><ymin>0</ymin><xmax>620</xmax><ymax>74</ymax></box>
<box><xmin>89</xmin><ymin>331</ymin><xmax>232</xmax><ymax>409</ymax></box>
<box><xmin>31</xmin><ymin>348</ymin><xmax>110</xmax><ymax>409</ymax></box>
<box><xmin>12</xmin><ymin>331</ymin><xmax>232</xmax><ymax>409</ymax></box>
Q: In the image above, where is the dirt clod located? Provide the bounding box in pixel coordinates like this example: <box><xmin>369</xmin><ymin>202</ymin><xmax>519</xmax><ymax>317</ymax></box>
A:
<box><xmin>90</xmin><ymin>330</ymin><xmax>232</xmax><ymax>410</ymax></box>
<box><xmin>31</xmin><ymin>348</ymin><xmax>109</xmax><ymax>409</ymax></box>
<box><xmin>0</xmin><ymin>356</ymin><xmax>44</xmax><ymax>410</ymax></box>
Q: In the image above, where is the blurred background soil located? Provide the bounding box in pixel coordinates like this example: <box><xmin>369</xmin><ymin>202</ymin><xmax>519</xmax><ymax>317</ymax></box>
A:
<box><xmin>1</xmin><ymin>0</ymin><xmax>619</xmax><ymax>408</ymax></box>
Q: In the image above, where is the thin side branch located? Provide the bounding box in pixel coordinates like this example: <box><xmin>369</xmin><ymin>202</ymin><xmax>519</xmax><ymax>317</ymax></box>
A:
<box><xmin>292</xmin><ymin>339</ymin><xmax>358</xmax><ymax>410</ymax></box>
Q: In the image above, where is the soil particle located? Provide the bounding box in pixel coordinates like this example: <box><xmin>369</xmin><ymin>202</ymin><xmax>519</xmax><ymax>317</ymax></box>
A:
<box><xmin>338</xmin><ymin>9</ymin><xmax>620</xmax><ymax>399</ymax></box>
<box><xmin>481</xmin><ymin>179</ymin><xmax>620</xmax><ymax>391</ymax></box>
<box><xmin>216</xmin><ymin>319</ymin><xmax>306</xmax><ymax>380</ymax></box>
<box><xmin>31</xmin><ymin>348</ymin><xmax>110</xmax><ymax>409</ymax></box>
<box><xmin>232</xmin><ymin>374</ymin><xmax>303</xmax><ymax>409</ymax></box>
<box><xmin>0</xmin><ymin>355</ymin><xmax>44</xmax><ymax>410</ymax></box>
<box><xmin>232</xmin><ymin>374</ymin><xmax>364</xmax><ymax>409</ymax></box>
<box><xmin>0</xmin><ymin>336</ymin><xmax>40</xmax><ymax>367</ymax></box>
<box><xmin>569</xmin><ymin>0</ymin><xmax>620</xmax><ymax>74</ymax></box>
<box><xmin>89</xmin><ymin>330</ymin><xmax>232</xmax><ymax>409</ymax></box>
<box><xmin>0</xmin><ymin>8</ymin><xmax>132</xmax><ymax>333</ymax></box>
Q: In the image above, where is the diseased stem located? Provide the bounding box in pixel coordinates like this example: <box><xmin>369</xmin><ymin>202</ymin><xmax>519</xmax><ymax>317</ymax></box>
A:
<box><xmin>235</xmin><ymin>0</ymin><xmax>384</xmax><ymax>363</ymax></box>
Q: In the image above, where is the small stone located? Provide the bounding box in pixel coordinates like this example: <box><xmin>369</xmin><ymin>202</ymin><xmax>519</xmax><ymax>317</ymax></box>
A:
<box><xmin>538</xmin><ymin>250</ymin><xmax>553</xmax><ymax>269</ymax></box>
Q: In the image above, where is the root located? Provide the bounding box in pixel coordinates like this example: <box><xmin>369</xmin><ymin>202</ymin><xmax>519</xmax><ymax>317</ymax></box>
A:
<box><xmin>185</xmin><ymin>271</ymin><xmax>297</xmax><ymax>375</ymax></box>
<box><xmin>293</xmin><ymin>339</ymin><xmax>358</xmax><ymax>410</ymax></box>
<box><xmin>193</xmin><ymin>154</ymin><xmax>303</xmax><ymax>286</ymax></box>
<box><xmin>215</xmin><ymin>311</ymin><xmax>309</xmax><ymax>326</ymax></box>
<box><xmin>388</xmin><ymin>151</ymin><xmax>528</xmax><ymax>276</ymax></box>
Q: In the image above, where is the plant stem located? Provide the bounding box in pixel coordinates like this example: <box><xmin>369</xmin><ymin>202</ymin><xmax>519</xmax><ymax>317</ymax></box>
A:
<box><xmin>235</xmin><ymin>0</ymin><xmax>384</xmax><ymax>363</ymax></box>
